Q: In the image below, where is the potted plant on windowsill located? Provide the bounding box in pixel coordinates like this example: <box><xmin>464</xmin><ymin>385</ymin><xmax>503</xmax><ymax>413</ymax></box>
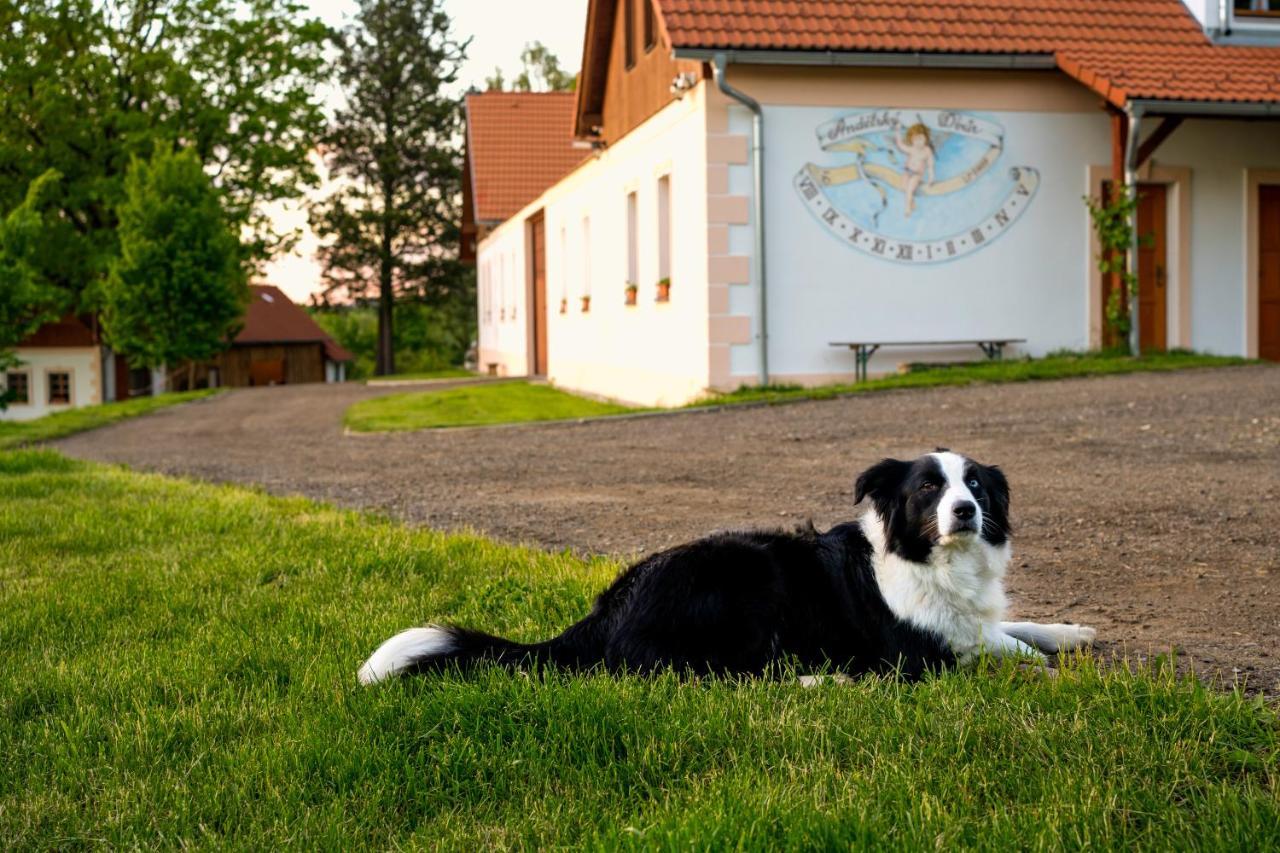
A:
<box><xmin>624</xmin><ymin>282</ymin><xmax>638</xmax><ymax>306</ymax></box>
<box><xmin>581</xmin><ymin>295</ymin><xmax>591</xmax><ymax>312</ymax></box>
<box><xmin>656</xmin><ymin>277</ymin><xmax>671</xmax><ymax>302</ymax></box>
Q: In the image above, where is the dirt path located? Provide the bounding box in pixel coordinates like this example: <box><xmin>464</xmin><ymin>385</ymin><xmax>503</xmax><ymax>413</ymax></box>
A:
<box><xmin>55</xmin><ymin>367</ymin><xmax>1280</xmax><ymax>691</ymax></box>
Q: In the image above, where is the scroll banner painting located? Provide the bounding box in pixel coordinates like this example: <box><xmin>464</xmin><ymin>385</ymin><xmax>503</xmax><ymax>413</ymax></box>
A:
<box><xmin>793</xmin><ymin>109</ymin><xmax>1039</xmax><ymax>264</ymax></box>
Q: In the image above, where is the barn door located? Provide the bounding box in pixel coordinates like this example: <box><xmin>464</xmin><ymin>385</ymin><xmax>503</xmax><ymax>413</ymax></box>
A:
<box><xmin>1136</xmin><ymin>184</ymin><xmax>1168</xmax><ymax>352</ymax></box>
<box><xmin>1259</xmin><ymin>185</ymin><xmax>1280</xmax><ymax>362</ymax></box>
<box><xmin>249</xmin><ymin>359</ymin><xmax>285</xmax><ymax>386</ymax></box>
<box><xmin>529</xmin><ymin>213</ymin><xmax>548</xmax><ymax>375</ymax></box>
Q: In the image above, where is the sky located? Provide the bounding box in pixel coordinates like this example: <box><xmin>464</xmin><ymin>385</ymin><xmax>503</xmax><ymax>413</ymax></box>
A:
<box><xmin>263</xmin><ymin>0</ymin><xmax>589</xmax><ymax>302</ymax></box>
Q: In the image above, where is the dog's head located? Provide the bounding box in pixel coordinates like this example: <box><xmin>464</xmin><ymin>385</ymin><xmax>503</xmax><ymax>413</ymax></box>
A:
<box><xmin>855</xmin><ymin>450</ymin><xmax>1010</xmax><ymax>563</ymax></box>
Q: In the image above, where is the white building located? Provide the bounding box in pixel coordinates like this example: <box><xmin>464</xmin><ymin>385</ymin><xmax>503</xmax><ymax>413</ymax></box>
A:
<box><xmin>467</xmin><ymin>0</ymin><xmax>1280</xmax><ymax>406</ymax></box>
<box><xmin>1</xmin><ymin>317</ymin><xmax>120</xmax><ymax>422</ymax></box>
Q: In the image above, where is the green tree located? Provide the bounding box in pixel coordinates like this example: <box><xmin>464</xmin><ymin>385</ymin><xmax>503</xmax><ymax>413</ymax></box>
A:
<box><xmin>312</xmin><ymin>297</ymin><xmax>474</xmax><ymax>379</ymax></box>
<box><xmin>0</xmin><ymin>171</ymin><xmax>66</xmax><ymax>408</ymax></box>
<box><xmin>0</xmin><ymin>0</ymin><xmax>329</xmax><ymax>312</ymax></box>
<box><xmin>485</xmin><ymin>41</ymin><xmax>576</xmax><ymax>92</ymax></box>
<box><xmin>310</xmin><ymin>0</ymin><xmax>468</xmax><ymax>376</ymax></box>
<box><xmin>102</xmin><ymin>148</ymin><xmax>248</xmax><ymax>390</ymax></box>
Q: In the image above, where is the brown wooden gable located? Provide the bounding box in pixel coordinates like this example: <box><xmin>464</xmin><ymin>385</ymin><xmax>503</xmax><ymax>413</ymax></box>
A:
<box><xmin>575</xmin><ymin>0</ymin><xmax>703</xmax><ymax>146</ymax></box>
<box><xmin>18</xmin><ymin>316</ymin><xmax>98</xmax><ymax>348</ymax></box>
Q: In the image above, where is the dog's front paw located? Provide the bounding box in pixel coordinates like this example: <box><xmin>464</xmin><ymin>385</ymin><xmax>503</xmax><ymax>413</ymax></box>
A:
<box><xmin>1065</xmin><ymin>624</ymin><xmax>1097</xmax><ymax>649</ymax></box>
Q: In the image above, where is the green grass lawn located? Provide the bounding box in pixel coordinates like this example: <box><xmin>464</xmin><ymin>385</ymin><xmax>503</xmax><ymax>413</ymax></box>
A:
<box><xmin>365</xmin><ymin>367</ymin><xmax>474</xmax><ymax>383</ymax></box>
<box><xmin>346</xmin><ymin>380</ymin><xmax>637</xmax><ymax>431</ymax></box>
<box><xmin>0</xmin><ymin>389</ymin><xmax>218</xmax><ymax>450</ymax></box>
<box><xmin>344</xmin><ymin>352</ymin><xmax>1256</xmax><ymax>433</ymax></box>
<box><xmin>1</xmin><ymin>450</ymin><xmax>1277</xmax><ymax>848</ymax></box>
<box><xmin>698</xmin><ymin>350</ymin><xmax>1254</xmax><ymax>406</ymax></box>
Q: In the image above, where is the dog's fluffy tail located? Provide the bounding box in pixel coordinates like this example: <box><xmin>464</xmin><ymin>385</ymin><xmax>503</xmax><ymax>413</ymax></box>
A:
<box><xmin>357</xmin><ymin>624</ymin><xmax>559</xmax><ymax>685</ymax></box>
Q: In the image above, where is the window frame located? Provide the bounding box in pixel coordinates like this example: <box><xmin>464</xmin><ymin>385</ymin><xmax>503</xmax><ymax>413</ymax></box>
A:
<box><xmin>624</xmin><ymin>0</ymin><xmax>636</xmax><ymax>69</ymax></box>
<box><xmin>581</xmin><ymin>215</ymin><xmax>592</xmax><ymax>308</ymax></box>
<box><xmin>45</xmin><ymin>368</ymin><xmax>73</xmax><ymax>406</ymax></box>
<box><xmin>656</xmin><ymin>173</ymin><xmax>672</xmax><ymax>286</ymax></box>
<box><xmin>1232</xmin><ymin>1</ymin><xmax>1280</xmax><ymax>23</ymax></box>
<box><xmin>625</xmin><ymin>190</ymin><xmax>639</xmax><ymax>290</ymax></box>
<box><xmin>3</xmin><ymin>368</ymin><xmax>32</xmax><ymax>406</ymax></box>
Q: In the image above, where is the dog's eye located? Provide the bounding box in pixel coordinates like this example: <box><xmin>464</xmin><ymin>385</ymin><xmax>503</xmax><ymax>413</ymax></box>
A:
<box><xmin>918</xmin><ymin>482</ymin><xmax>939</xmax><ymax>493</ymax></box>
<box><xmin>967</xmin><ymin>478</ymin><xmax>981</xmax><ymax>490</ymax></box>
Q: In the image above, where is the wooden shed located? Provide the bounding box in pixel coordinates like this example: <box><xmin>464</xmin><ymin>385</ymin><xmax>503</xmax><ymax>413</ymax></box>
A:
<box><xmin>209</xmin><ymin>285</ymin><xmax>353</xmax><ymax>387</ymax></box>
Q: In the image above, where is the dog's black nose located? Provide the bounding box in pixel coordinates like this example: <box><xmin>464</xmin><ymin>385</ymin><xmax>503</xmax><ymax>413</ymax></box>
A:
<box><xmin>953</xmin><ymin>501</ymin><xmax>976</xmax><ymax>521</ymax></box>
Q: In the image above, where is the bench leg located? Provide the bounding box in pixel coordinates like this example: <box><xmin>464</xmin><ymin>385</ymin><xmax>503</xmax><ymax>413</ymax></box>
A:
<box><xmin>854</xmin><ymin>345</ymin><xmax>880</xmax><ymax>382</ymax></box>
<box><xmin>978</xmin><ymin>342</ymin><xmax>1005</xmax><ymax>361</ymax></box>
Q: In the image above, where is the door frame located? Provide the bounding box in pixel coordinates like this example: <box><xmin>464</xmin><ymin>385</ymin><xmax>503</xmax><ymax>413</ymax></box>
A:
<box><xmin>1244</xmin><ymin>169</ymin><xmax>1280</xmax><ymax>359</ymax></box>
<box><xmin>1087</xmin><ymin>164</ymin><xmax>1191</xmax><ymax>350</ymax></box>
<box><xmin>526</xmin><ymin>210</ymin><xmax>548</xmax><ymax>376</ymax></box>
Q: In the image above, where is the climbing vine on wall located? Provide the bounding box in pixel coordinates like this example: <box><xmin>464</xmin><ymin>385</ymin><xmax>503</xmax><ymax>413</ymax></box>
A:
<box><xmin>1085</xmin><ymin>188</ymin><xmax>1139</xmax><ymax>349</ymax></box>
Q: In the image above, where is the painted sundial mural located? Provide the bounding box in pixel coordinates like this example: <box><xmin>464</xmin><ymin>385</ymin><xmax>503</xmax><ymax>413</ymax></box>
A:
<box><xmin>793</xmin><ymin>109</ymin><xmax>1039</xmax><ymax>264</ymax></box>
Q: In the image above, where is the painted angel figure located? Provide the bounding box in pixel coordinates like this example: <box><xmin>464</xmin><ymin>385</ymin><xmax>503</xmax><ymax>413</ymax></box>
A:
<box><xmin>895</xmin><ymin>121</ymin><xmax>936</xmax><ymax>217</ymax></box>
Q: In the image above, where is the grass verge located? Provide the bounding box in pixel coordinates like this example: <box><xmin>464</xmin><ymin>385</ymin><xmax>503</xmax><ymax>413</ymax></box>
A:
<box><xmin>0</xmin><ymin>389</ymin><xmax>218</xmax><ymax>450</ymax></box>
<box><xmin>1</xmin><ymin>450</ymin><xmax>1278</xmax><ymax>847</ymax></box>
<box><xmin>344</xmin><ymin>352</ymin><xmax>1256</xmax><ymax>433</ymax></box>
<box><xmin>698</xmin><ymin>350</ymin><xmax>1253</xmax><ymax>406</ymax></box>
<box><xmin>366</xmin><ymin>367</ymin><xmax>474</xmax><ymax>383</ymax></box>
<box><xmin>346</xmin><ymin>380</ymin><xmax>636</xmax><ymax>431</ymax></box>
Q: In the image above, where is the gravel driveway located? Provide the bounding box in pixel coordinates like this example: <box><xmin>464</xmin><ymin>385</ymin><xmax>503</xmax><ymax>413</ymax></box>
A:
<box><xmin>55</xmin><ymin>366</ymin><xmax>1280</xmax><ymax>691</ymax></box>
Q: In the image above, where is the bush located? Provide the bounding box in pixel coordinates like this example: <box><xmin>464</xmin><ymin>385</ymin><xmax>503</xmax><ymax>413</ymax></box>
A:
<box><xmin>312</xmin><ymin>298</ymin><xmax>473</xmax><ymax>379</ymax></box>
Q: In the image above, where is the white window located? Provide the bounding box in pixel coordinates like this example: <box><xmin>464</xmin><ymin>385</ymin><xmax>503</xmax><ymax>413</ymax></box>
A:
<box><xmin>4</xmin><ymin>370</ymin><xmax>31</xmax><ymax>405</ymax></box>
<box><xmin>508</xmin><ymin>251</ymin><xmax>516</xmax><ymax>321</ymax></box>
<box><xmin>47</xmin><ymin>370</ymin><xmax>71</xmax><ymax>405</ymax></box>
<box><xmin>559</xmin><ymin>225</ymin><xmax>568</xmax><ymax>311</ymax></box>
<box><xmin>581</xmin><ymin>216</ymin><xmax>592</xmax><ymax>299</ymax></box>
<box><xmin>626</xmin><ymin>190</ymin><xmax>638</xmax><ymax>287</ymax></box>
<box><xmin>1236</xmin><ymin>0</ymin><xmax>1280</xmax><ymax>19</ymax></box>
<box><xmin>657</xmin><ymin>174</ymin><xmax>672</xmax><ymax>284</ymax></box>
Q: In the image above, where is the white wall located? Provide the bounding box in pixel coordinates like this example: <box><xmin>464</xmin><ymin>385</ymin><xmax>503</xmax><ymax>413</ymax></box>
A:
<box><xmin>476</xmin><ymin>83</ymin><xmax>712</xmax><ymax>406</ymax></box>
<box><xmin>477</xmin><ymin>234</ymin><xmax>531</xmax><ymax>377</ymax></box>
<box><xmin>1156</xmin><ymin>118</ymin><xmax>1280</xmax><ymax>355</ymax></box>
<box><xmin>1</xmin><ymin>347</ymin><xmax>101</xmax><ymax>421</ymax></box>
<box><xmin>477</xmin><ymin>67</ymin><xmax>1280</xmax><ymax>404</ymax></box>
<box><xmin>1181</xmin><ymin>0</ymin><xmax>1214</xmax><ymax>26</ymax></box>
<box><xmin>758</xmin><ymin>105</ymin><xmax>1110</xmax><ymax>379</ymax></box>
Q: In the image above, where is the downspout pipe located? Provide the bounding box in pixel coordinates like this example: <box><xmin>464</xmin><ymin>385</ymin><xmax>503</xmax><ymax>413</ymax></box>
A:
<box><xmin>1124</xmin><ymin>103</ymin><xmax>1144</xmax><ymax>356</ymax></box>
<box><xmin>712</xmin><ymin>53</ymin><xmax>768</xmax><ymax>386</ymax></box>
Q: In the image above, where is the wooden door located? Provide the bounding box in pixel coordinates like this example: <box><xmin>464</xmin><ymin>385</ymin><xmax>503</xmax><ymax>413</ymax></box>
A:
<box><xmin>529</xmin><ymin>214</ymin><xmax>548</xmax><ymax>375</ymax></box>
<box><xmin>1137</xmin><ymin>184</ymin><xmax>1168</xmax><ymax>352</ymax></box>
<box><xmin>249</xmin><ymin>358</ymin><xmax>285</xmax><ymax>386</ymax></box>
<box><xmin>1260</xmin><ymin>185</ymin><xmax>1280</xmax><ymax>361</ymax></box>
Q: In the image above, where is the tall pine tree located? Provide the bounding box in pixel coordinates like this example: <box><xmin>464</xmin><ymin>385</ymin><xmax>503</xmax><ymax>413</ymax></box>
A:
<box><xmin>310</xmin><ymin>0</ymin><xmax>468</xmax><ymax>375</ymax></box>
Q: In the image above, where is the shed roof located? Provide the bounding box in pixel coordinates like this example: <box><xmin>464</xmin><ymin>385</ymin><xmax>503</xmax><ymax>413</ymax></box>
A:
<box><xmin>236</xmin><ymin>285</ymin><xmax>353</xmax><ymax>362</ymax></box>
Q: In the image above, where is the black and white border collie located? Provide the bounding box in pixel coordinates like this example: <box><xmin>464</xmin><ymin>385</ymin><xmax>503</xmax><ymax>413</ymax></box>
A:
<box><xmin>359</xmin><ymin>451</ymin><xmax>1095</xmax><ymax>684</ymax></box>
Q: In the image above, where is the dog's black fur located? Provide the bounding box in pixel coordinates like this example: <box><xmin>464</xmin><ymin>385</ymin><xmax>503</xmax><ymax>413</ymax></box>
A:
<box><xmin>366</xmin><ymin>452</ymin><xmax>1016</xmax><ymax>682</ymax></box>
<box><xmin>403</xmin><ymin>523</ymin><xmax>954</xmax><ymax>679</ymax></box>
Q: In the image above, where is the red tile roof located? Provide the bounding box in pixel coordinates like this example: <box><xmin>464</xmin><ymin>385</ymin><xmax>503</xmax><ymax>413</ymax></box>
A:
<box><xmin>657</xmin><ymin>0</ymin><xmax>1280</xmax><ymax>106</ymax></box>
<box><xmin>465</xmin><ymin>92</ymin><xmax>587</xmax><ymax>224</ymax></box>
<box><xmin>236</xmin><ymin>285</ymin><xmax>353</xmax><ymax>362</ymax></box>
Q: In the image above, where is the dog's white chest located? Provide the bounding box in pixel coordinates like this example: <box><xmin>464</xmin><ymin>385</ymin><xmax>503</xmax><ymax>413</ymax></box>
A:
<box><xmin>862</xmin><ymin>515</ymin><xmax>1010</xmax><ymax>655</ymax></box>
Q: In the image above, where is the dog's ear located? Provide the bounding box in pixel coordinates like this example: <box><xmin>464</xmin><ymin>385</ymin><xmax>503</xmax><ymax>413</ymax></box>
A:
<box><xmin>978</xmin><ymin>463</ymin><xmax>1012</xmax><ymax>535</ymax></box>
<box><xmin>855</xmin><ymin>458</ymin><xmax>909</xmax><ymax>507</ymax></box>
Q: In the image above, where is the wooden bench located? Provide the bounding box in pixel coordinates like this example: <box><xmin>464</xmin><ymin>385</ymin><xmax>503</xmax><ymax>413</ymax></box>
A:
<box><xmin>829</xmin><ymin>339</ymin><xmax>1027</xmax><ymax>383</ymax></box>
